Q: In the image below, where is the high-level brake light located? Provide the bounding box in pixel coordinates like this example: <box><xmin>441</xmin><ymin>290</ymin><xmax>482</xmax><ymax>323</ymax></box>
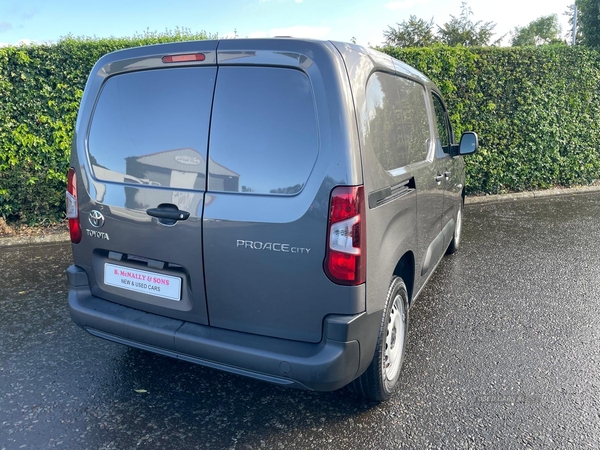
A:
<box><xmin>162</xmin><ymin>53</ymin><xmax>206</xmax><ymax>63</ymax></box>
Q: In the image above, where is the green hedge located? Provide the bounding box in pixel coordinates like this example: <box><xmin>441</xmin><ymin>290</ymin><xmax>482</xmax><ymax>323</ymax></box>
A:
<box><xmin>0</xmin><ymin>38</ymin><xmax>599</xmax><ymax>224</ymax></box>
<box><xmin>382</xmin><ymin>45</ymin><xmax>600</xmax><ymax>195</ymax></box>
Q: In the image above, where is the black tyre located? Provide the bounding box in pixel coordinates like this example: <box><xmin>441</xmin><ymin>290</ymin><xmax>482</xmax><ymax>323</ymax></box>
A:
<box><xmin>352</xmin><ymin>276</ymin><xmax>409</xmax><ymax>402</ymax></box>
<box><xmin>446</xmin><ymin>200</ymin><xmax>463</xmax><ymax>255</ymax></box>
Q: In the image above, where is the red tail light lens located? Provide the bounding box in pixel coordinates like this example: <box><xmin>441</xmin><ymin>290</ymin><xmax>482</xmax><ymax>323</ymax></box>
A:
<box><xmin>66</xmin><ymin>168</ymin><xmax>81</xmax><ymax>244</ymax></box>
<box><xmin>162</xmin><ymin>53</ymin><xmax>206</xmax><ymax>63</ymax></box>
<box><xmin>324</xmin><ymin>186</ymin><xmax>366</xmax><ymax>285</ymax></box>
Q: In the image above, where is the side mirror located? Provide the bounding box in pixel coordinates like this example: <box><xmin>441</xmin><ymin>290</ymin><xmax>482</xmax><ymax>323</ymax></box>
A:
<box><xmin>458</xmin><ymin>132</ymin><xmax>478</xmax><ymax>155</ymax></box>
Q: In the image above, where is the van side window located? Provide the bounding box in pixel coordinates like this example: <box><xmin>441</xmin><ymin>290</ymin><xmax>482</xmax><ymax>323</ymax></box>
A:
<box><xmin>365</xmin><ymin>72</ymin><xmax>430</xmax><ymax>171</ymax></box>
<box><xmin>432</xmin><ymin>94</ymin><xmax>451</xmax><ymax>155</ymax></box>
<box><xmin>396</xmin><ymin>77</ymin><xmax>431</xmax><ymax>165</ymax></box>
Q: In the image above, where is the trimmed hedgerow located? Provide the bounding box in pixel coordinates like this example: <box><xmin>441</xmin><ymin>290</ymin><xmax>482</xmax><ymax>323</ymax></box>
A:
<box><xmin>0</xmin><ymin>37</ymin><xmax>599</xmax><ymax>224</ymax></box>
<box><xmin>381</xmin><ymin>44</ymin><xmax>600</xmax><ymax>195</ymax></box>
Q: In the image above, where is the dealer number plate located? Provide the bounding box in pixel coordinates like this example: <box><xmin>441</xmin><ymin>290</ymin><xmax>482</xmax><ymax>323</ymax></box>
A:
<box><xmin>104</xmin><ymin>263</ymin><xmax>182</xmax><ymax>301</ymax></box>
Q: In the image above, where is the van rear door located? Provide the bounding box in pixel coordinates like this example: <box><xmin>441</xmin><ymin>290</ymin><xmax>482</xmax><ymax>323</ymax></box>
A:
<box><xmin>202</xmin><ymin>41</ymin><xmax>364</xmax><ymax>343</ymax></box>
<box><xmin>80</xmin><ymin>55</ymin><xmax>217</xmax><ymax>325</ymax></box>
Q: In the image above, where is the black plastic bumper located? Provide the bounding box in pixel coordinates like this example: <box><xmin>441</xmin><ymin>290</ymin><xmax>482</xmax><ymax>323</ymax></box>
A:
<box><xmin>66</xmin><ymin>265</ymin><xmax>381</xmax><ymax>392</ymax></box>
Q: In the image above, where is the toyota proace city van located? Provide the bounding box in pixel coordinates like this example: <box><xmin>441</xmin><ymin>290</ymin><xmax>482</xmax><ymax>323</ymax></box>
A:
<box><xmin>66</xmin><ymin>39</ymin><xmax>478</xmax><ymax>401</ymax></box>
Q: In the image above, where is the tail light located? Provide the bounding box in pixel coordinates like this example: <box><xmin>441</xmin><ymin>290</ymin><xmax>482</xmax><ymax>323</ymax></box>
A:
<box><xmin>66</xmin><ymin>168</ymin><xmax>81</xmax><ymax>244</ymax></box>
<box><xmin>324</xmin><ymin>186</ymin><xmax>366</xmax><ymax>285</ymax></box>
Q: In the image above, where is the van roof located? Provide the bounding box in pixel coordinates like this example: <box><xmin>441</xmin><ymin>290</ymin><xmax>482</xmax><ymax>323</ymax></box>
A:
<box><xmin>92</xmin><ymin>37</ymin><xmax>434</xmax><ymax>88</ymax></box>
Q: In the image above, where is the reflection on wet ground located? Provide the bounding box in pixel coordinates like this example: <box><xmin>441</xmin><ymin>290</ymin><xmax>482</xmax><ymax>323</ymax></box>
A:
<box><xmin>2</xmin><ymin>193</ymin><xmax>600</xmax><ymax>448</ymax></box>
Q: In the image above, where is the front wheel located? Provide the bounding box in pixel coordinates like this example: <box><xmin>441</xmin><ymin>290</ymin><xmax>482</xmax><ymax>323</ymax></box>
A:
<box><xmin>351</xmin><ymin>276</ymin><xmax>409</xmax><ymax>402</ymax></box>
<box><xmin>446</xmin><ymin>200</ymin><xmax>463</xmax><ymax>255</ymax></box>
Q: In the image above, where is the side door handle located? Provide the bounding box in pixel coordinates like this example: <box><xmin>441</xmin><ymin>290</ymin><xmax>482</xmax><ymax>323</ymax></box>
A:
<box><xmin>444</xmin><ymin>171</ymin><xmax>451</xmax><ymax>180</ymax></box>
<box><xmin>434</xmin><ymin>175</ymin><xmax>443</xmax><ymax>184</ymax></box>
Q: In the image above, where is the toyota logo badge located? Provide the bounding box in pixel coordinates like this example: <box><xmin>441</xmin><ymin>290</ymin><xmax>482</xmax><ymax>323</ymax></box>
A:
<box><xmin>89</xmin><ymin>210</ymin><xmax>105</xmax><ymax>228</ymax></box>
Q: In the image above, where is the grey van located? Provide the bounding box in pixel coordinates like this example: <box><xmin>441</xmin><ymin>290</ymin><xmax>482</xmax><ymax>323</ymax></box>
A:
<box><xmin>66</xmin><ymin>38</ymin><xmax>477</xmax><ymax>401</ymax></box>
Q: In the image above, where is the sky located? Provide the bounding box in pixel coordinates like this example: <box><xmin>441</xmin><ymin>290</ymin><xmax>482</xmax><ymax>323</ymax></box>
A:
<box><xmin>0</xmin><ymin>0</ymin><xmax>576</xmax><ymax>47</ymax></box>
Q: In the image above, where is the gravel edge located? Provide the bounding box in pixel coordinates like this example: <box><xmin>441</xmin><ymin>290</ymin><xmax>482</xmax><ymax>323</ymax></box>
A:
<box><xmin>464</xmin><ymin>185</ymin><xmax>600</xmax><ymax>205</ymax></box>
<box><xmin>0</xmin><ymin>232</ymin><xmax>71</xmax><ymax>248</ymax></box>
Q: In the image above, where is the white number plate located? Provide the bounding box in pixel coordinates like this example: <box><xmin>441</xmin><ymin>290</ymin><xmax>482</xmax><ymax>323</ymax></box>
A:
<box><xmin>104</xmin><ymin>263</ymin><xmax>182</xmax><ymax>301</ymax></box>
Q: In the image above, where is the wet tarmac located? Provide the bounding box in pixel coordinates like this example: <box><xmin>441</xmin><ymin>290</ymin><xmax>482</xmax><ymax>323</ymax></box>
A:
<box><xmin>2</xmin><ymin>193</ymin><xmax>600</xmax><ymax>449</ymax></box>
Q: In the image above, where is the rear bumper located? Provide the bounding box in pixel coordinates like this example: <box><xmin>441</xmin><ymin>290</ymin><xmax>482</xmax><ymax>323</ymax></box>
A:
<box><xmin>66</xmin><ymin>265</ymin><xmax>381</xmax><ymax>391</ymax></box>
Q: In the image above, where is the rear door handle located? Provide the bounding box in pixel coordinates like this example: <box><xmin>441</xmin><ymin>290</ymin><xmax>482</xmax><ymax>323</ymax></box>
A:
<box><xmin>146</xmin><ymin>205</ymin><xmax>190</xmax><ymax>221</ymax></box>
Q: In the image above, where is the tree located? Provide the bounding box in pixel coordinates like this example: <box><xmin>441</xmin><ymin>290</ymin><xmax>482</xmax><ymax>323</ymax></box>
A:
<box><xmin>576</xmin><ymin>0</ymin><xmax>600</xmax><ymax>47</ymax></box>
<box><xmin>438</xmin><ymin>2</ymin><xmax>501</xmax><ymax>46</ymax></box>
<box><xmin>564</xmin><ymin>4</ymin><xmax>584</xmax><ymax>44</ymax></box>
<box><xmin>384</xmin><ymin>15</ymin><xmax>438</xmax><ymax>47</ymax></box>
<box><xmin>511</xmin><ymin>14</ymin><xmax>562</xmax><ymax>46</ymax></box>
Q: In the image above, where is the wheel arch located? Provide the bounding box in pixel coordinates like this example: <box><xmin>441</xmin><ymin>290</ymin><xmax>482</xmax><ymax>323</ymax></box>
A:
<box><xmin>392</xmin><ymin>251</ymin><xmax>415</xmax><ymax>306</ymax></box>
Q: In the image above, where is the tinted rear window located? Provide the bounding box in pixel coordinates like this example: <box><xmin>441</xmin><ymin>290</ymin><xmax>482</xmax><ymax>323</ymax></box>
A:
<box><xmin>365</xmin><ymin>72</ymin><xmax>430</xmax><ymax>171</ymax></box>
<box><xmin>208</xmin><ymin>67</ymin><xmax>319</xmax><ymax>195</ymax></box>
<box><xmin>88</xmin><ymin>67</ymin><xmax>216</xmax><ymax>190</ymax></box>
<box><xmin>396</xmin><ymin>76</ymin><xmax>430</xmax><ymax>165</ymax></box>
<box><xmin>365</xmin><ymin>72</ymin><xmax>406</xmax><ymax>170</ymax></box>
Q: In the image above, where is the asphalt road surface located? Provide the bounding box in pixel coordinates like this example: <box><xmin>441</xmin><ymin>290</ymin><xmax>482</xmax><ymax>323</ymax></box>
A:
<box><xmin>2</xmin><ymin>193</ymin><xmax>600</xmax><ymax>449</ymax></box>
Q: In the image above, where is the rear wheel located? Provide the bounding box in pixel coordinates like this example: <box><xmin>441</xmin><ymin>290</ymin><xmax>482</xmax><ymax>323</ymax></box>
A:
<box><xmin>352</xmin><ymin>276</ymin><xmax>408</xmax><ymax>402</ymax></box>
<box><xmin>446</xmin><ymin>200</ymin><xmax>463</xmax><ymax>255</ymax></box>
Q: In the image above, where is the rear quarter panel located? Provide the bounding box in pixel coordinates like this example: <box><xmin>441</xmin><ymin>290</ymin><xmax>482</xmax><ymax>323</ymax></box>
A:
<box><xmin>332</xmin><ymin>43</ymin><xmax>423</xmax><ymax>314</ymax></box>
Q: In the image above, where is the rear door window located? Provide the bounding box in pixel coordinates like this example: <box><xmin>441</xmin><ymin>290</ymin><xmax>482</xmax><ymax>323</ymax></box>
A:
<box><xmin>207</xmin><ymin>67</ymin><xmax>319</xmax><ymax>195</ymax></box>
<box><xmin>88</xmin><ymin>67</ymin><xmax>217</xmax><ymax>190</ymax></box>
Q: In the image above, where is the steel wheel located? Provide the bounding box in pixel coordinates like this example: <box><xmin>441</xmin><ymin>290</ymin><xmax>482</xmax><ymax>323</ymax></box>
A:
<box><xmin>454</xmin><ymin>203</ymin><xmax>462</xmax><ymax>247</ymax></box>
<box><xmin>384</xmin><ymin>295</ymin><xmax>405</xmax><ymax>382</ymax></box>
<box><xmin>351</xmin><ymin>276</ymin><xmax>409</xmax><ymax>402</ymax></box>
<box><xmin>447</xmin><ymin>201</ymin><xmax>463</xmax><ymax>255</ymax></box>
